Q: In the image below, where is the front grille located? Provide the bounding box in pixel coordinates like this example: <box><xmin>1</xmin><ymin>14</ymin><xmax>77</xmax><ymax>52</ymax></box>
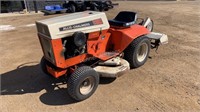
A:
<box><xmin>40</xmin><ymin>37</ymin><xmax>55</xmax><ymax>64</ymax></box>
<box><xmin>36</xmin><ymin>23</ymin><xmax>51</xmax><ymax>37</ymax></box>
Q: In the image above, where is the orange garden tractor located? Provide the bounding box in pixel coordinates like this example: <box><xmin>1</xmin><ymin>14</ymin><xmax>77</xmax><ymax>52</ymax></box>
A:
<box><xmin>36</xmin><ymin>11</ymin><xmax>168</xmax><ymax>101</ymax></box>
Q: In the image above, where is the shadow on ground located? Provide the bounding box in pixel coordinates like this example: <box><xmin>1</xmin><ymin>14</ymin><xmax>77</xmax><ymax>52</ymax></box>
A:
<box><xmin>1</xmin><ymin>62</ymin><xmax>116</xmax><ymax>105</ymax></box>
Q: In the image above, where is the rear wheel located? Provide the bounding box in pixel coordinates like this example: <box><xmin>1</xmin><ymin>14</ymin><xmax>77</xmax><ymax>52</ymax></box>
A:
<box><xmin>90</xmin><ymin>5</ymin><xmax>98</xmax><ymax>11</ymax></box>
<box><xmin>81</xmin><ymin>5</ymin><xmax>86</xmax><ymax>11</ymax></box>
<box><xmin>104</xmin><ymin>8</ymin><xmax>109</xmax><ymax>11</ymax></box>
<box><xmin>124</xmin><ymin>36</ymin><xmax>150</xmax><ymax>68</ymax></box>
<box><xmin>48</xmin><ymin>11</ymin><xmax>56</xmax><ymax>15</ymax></box>
<box><xmin>68</xmin><ymin>4</ymin><xmax>76</xmax><ymax>13</ymax></box>
<box><xmin>60</xmin><ymin>10</ymin><xmax>67</xmax><ymax>13</ymax></box>
<box><xmin>67</xmin><ymin>66</ymin><xmax>99</xmax><ymax>101</ymax></box>
<box><xmin>99</xmin><ymin>7</ymin><xmax>103</xmax><ymax>12</ymax></box>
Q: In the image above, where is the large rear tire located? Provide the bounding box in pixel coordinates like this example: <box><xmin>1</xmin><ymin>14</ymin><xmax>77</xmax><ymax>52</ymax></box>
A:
<box><xmin>81</xmin><ymin>5</ymin><xmax>87</xmax><ymax>11</ymax></box>
<box><xmin>67</xmin><ymin>66</ymin><xmax>99</xmax><ymax>101</ymax></box>
<box><xmin>124</xmin><ymin>36</ymin><xmax>150</xmax><ymax>68</ymax></box>
<box><xmin>68</xmin><ymin>4</ymin><xmax>76</xmax><ymax>13</ymax></box>
<box><xmin>90</xmin><ymin>4</ymin><xmax>98</xmax><ymax>11</ymax></box>
<box><xmin>60</xmin><ymin>9</ymin><xmax>67</xmax><ymax>13</ymax></box>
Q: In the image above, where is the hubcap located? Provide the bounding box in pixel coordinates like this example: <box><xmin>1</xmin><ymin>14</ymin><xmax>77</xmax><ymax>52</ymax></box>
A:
<box><xmin>79</xmin><ymin>76</ymin><xmax>95</xmax><ymax>95</ymax></box>
<box><xmin>137</xmin><ymin>43</ymin><xmax>148</xmax><ymax>62</ymax></box>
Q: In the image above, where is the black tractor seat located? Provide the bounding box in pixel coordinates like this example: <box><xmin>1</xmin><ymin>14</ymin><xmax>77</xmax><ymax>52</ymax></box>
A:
<box><xmin>108</xmin><ymin>11</ymin><xmax>137</xmax><ymax>27</ymax></box>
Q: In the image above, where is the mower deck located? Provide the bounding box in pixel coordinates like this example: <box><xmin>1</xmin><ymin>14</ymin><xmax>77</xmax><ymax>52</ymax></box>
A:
<box><xmin>94</xmin><ymin>58</ymin><xmax>130</xmax><ymax>78</ymax></box>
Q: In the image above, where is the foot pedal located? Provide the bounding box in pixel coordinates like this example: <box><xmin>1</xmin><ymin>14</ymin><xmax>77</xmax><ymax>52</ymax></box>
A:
<box><xmin>97</xmin><ymin>51</ymin><xmax>119</xmax><ymax>60</ymax></box>
<box><xmin>98</xmin><ymin>57</ymin><xmax>121</xmax><ymax>66</ymax></box>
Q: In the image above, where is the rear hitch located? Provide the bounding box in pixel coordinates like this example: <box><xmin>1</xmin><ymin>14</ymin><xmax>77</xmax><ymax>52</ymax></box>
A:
<box><xmin>147</xmin><ymin>32</ymin><xmax>168</xmax><ymax>53</ymax></box>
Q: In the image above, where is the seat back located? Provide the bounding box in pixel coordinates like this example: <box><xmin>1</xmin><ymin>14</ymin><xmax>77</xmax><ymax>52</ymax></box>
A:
<box><xmin>114</xmin><ymin>11</ymin><xmax>137</xmax><ymax>23</ymax></box>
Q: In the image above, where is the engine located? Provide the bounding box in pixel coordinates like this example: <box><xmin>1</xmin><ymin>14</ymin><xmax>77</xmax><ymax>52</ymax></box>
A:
<box><xmin>62</xmin><ymin>32</ymin><xmax>87</xmax><ymax>59</ymax></box>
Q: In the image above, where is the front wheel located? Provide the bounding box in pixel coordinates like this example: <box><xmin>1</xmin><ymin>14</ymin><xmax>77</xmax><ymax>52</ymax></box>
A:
<box><xmin>67</xmin><ymin>66</ymin><xmax>99</xmax><ymax>101</ymax></box>
<box><xmin>124</xmin><ymin>36</ymin><xmax>150</xmax><ymax>68</ymax></box>
<box><xmin>40</xmin><ymin>57</ymin><xmax>53</xmax><ymax>77</ymax></box>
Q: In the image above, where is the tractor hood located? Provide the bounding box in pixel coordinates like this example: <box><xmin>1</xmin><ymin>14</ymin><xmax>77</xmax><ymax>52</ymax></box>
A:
<box><xmin>36</xmin><ymin>11</ymin><xmax>110</xmax><ymax>39</ymax></box>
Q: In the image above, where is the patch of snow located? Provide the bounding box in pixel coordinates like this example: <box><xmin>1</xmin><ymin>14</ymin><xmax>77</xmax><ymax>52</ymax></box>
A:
<box><xmin>0</xmin><ymin>25</ymin><xmax>15</xmax><ymax>31</ymax></box>
<box><xmin>25</xmin><ymin>24</ymin><xmax>35</xmax><ymax>27</ymax></box>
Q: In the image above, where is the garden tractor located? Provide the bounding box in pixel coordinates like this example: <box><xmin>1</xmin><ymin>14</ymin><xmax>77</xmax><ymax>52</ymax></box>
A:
<box><xmin>36</xmin><ymin>11</ymin><xmax>168</xmax><ymax>101</ymax></box>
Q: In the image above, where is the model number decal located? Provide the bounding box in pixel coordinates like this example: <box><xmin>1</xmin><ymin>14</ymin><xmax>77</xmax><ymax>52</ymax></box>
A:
<box><xmin>59</xmin><ymin>19</ymin><xmax>103</xmax><ymax>31</ymax></box>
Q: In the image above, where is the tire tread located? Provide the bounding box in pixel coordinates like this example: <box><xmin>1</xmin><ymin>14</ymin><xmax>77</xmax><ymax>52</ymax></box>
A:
<box><xmin>68</xmin><ymin>66</ymin><xmax>99</xmax><ymax>101</ymax></box>
<box><xmin>124</xmin><ymin>36</ymin><xmax>150</xmax><ymax>68</ymax></box>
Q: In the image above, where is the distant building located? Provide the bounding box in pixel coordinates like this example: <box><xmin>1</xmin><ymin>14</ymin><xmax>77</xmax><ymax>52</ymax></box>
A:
<box><xmin>1</xmin><ymin>0</ymin><xmax>65</xmax><ymax>13</ymax></box>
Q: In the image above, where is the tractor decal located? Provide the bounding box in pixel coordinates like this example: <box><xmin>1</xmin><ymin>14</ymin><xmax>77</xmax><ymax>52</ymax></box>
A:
<box><xmin>59</xmin><ymin>18</ymin><xmax>103</xmax><ymax>31</ymax></box>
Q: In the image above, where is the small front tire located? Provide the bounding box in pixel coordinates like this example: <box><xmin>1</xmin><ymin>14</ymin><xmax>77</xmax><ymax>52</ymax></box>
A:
<box><xmin>40</xmin><ymin>57</ymin><xmax>52</xmax><ymax>77</ymax></box>
<box><xmin>67</xmin><ymin>66</ymin><xmax>99</xmax><ymax>101</ymax></box>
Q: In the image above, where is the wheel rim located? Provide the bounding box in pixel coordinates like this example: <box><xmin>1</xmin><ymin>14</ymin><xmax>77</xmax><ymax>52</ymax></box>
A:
<box><xmin>79</xmin><ymin>76</ymin><xmax>95</xmax><ymax>95</ymax></box>
<box><xmin>136</xmin><ymin>43</ymin><xmax>148</xmax><ymax>62</ymax></box>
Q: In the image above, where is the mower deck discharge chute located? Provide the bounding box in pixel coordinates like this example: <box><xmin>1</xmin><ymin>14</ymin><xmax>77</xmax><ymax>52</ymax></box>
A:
<box><xmin>36</xmin><ymin>11</ymin><xmax>168</xmax><ymax>101</ymax></box>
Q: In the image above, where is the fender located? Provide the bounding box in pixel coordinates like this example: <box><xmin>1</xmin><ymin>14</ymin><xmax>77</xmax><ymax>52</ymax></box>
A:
<box><xmin>108</xmin><ymin>24</ymin><xmax>150</xmax><ymax>52</ymax></box>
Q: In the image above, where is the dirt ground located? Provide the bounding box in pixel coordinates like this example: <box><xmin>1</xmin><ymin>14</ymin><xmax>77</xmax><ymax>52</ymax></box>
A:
<box><xmin>1</xmin><ymin>1</ymin><xmax>200</xmax><ymax>112</ymax></box>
